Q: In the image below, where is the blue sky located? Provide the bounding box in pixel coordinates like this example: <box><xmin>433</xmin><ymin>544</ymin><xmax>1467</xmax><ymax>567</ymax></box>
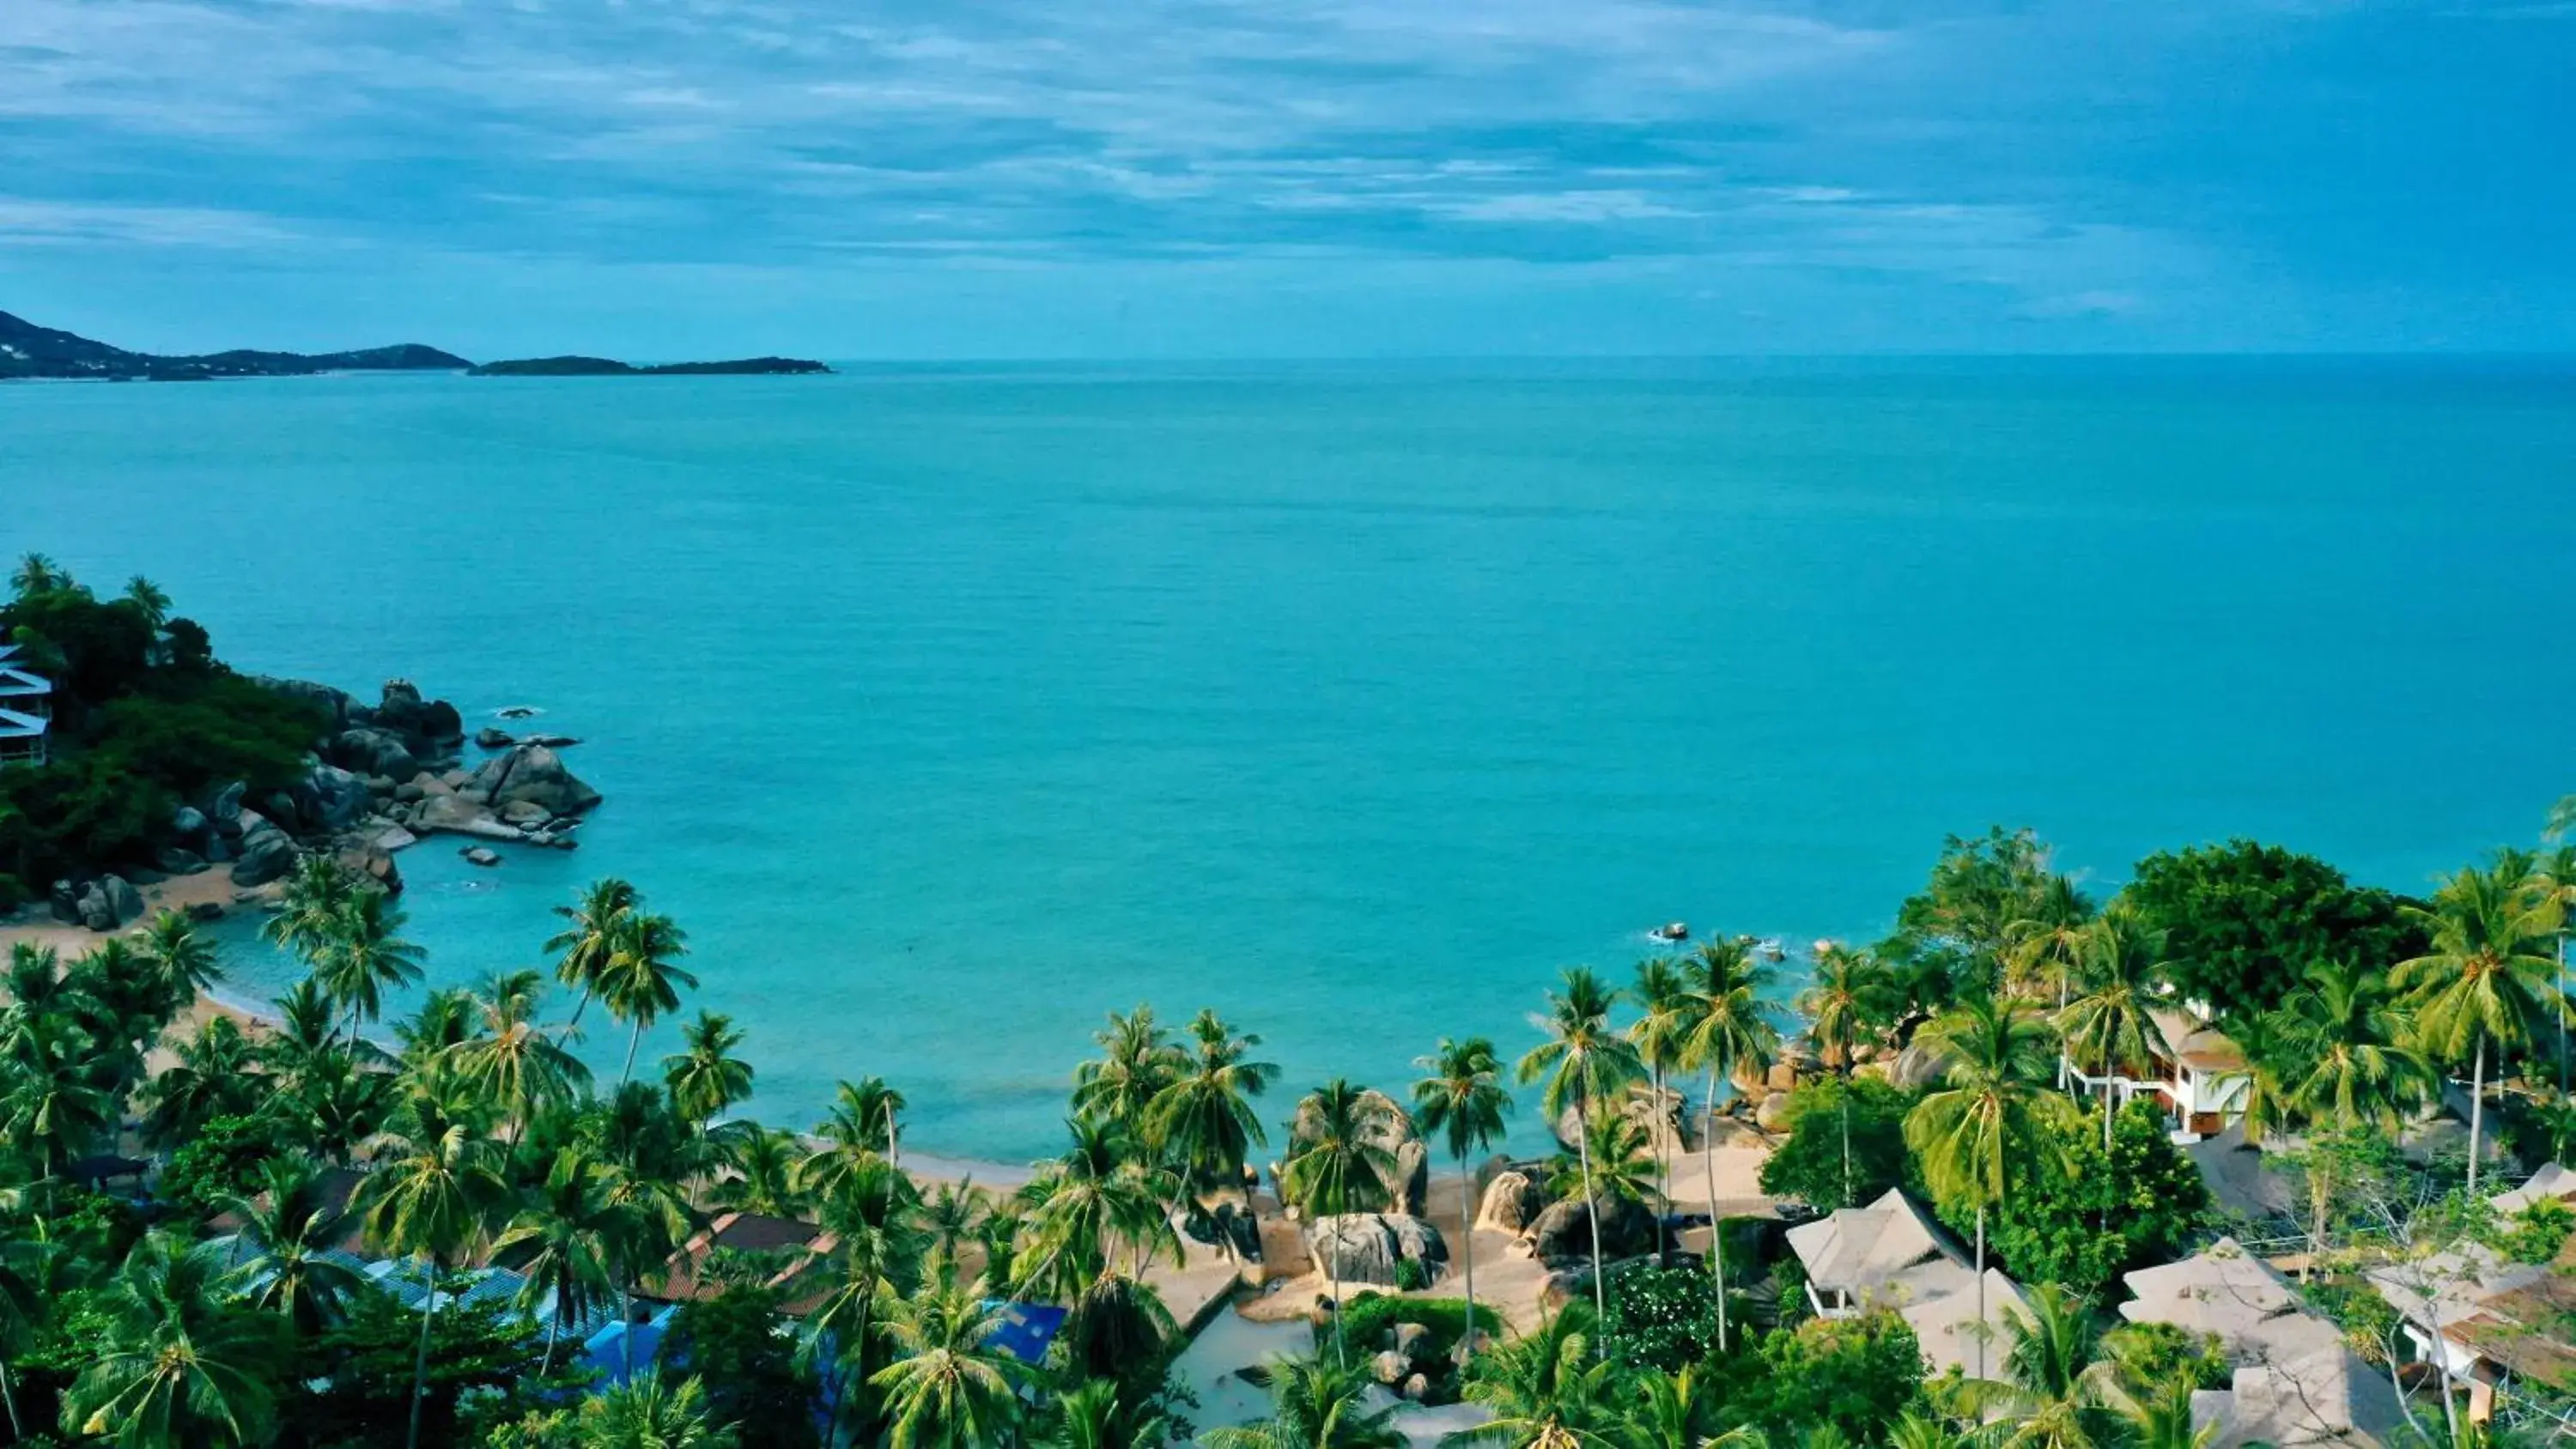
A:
<box><xmin>2</xmin><ymin>0</ymin><xmax>2569</xmax><ymax>358</ymax></box>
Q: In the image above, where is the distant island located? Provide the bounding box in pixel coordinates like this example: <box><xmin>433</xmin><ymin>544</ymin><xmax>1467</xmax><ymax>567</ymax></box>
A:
<box><xmin>0</xmin><ymin>309</ymin><xmax>831</xmax><ymax>381</ymax></box>
<box><xmin>0</xmin><ymin>309</ymin><xmax>467</xmax><ymax>381</ymax></box>
<box><xmin>468</xmin><ymin>355</ymin><xmax>831</xmax><ymax>377</ymax></box>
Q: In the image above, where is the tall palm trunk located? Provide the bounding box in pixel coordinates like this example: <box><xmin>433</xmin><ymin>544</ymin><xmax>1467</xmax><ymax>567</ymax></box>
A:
<box><xmin>1703</xmin><ymin>1070</ymin><xmax>1728</xmax><ymax>1352</ymax></box>
<box><xmin>2466</xmin><ymin>1033</ymin><xmax>2487</xmax><ymax>1200</ymax></box>
<box><xmin>2</xmin><ymin>1361</ymin><xmax>23</xmax><ymax>1440</ymax></box>
<box><xmin>2560</xmin><ymin>934</ymin><xmax>2569</xmax><ymax>1096</ymax></box>
<box><xmin>1457</xmin><ymin>1151</ymin><xmax>1481</xmax><ymax>1364</ymax></box>
<box><xmin>568</xmin><ymin>987</ymin><xmax>592</xmax><ymax>1031</ymax></box>
<box><xmin>1577</xmin><ymin>1099</ymin><xmax>1607</xmax><ymax>1347</ymax></box>
<box><xmin>621</xmin><ymin>1020</ymin><xmax>643</xmax><ymax>1086</ymax></box>
<box><xmin>541</xmin><ymin>1310</ymin><xmax>562</xmax><ymax>1375</ymax></box>
<box><xmin>1838</xmin><ymin>1072</ymin><xmax>1853</xmax><ymax>1207</ymax></box>
<box><xmin>407</xmin><ymin>1255</ymin><xmax>441</xmax><ymax>1449</ymax></box>
<box><xmin>1649</xmin><ymin>1063</ymin><xmax>1668</xmax><ymax>1263</ymax></box>
<box><xmin>1329</xmin><ymin>1240</ymin><xmax>1347</xmax><ymax>1368</ymax></box>
<box><xmin>1971</xmin><ymin>1208</ymin><xmax>1988</xmax><ymax>1381</ymax></box>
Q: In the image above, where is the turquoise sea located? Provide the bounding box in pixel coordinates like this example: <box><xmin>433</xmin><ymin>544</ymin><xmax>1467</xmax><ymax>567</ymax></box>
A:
<box><xmin>4</xmin><ymin>359</ymin><xmax>2572</xmax><ymax>1161</ymax></box>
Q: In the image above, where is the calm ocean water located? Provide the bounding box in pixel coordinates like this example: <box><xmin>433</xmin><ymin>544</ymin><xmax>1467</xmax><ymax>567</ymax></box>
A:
<box><xmin>4</xmin><ymin>359</ymin><xmax>2572</xmax><ymax>1160</ymax></box>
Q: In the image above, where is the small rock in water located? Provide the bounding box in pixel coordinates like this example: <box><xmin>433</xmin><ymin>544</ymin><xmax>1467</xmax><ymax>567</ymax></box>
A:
<box><xmin>474</xmin><ymin>727</ymin><xmax>516</xmax><ymax>750</ymax></box>
<box><xmin>460</xmin><ymin>846</ymin><xmax>502</xmax><ymax>868</ymax></box>
<box><xmin>186</xmin><ymin>900</ymin><xmax>226</xmax><ymax>923</ymax></box>
<box><xmin>495</xmin><ymin>705</ymin><xmax>540</xmax><ymax>720</ymax></box>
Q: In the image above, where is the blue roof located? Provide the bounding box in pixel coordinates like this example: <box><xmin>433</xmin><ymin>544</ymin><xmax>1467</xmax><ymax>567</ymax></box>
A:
<box><xmin>582</xmin><ymin>1307</ymin><xmax>677</xmax><ymax>1387</ymax></box>
<box><xmin>983</xmin><ymin>1301</ymin><xmax>1068</xmax><ymax>1365</ymax></box>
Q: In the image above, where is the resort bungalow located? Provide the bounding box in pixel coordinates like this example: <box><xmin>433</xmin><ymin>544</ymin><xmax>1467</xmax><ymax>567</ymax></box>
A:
<box><xmin>1784</xmin><ymin>1186</ymin><xmax>2031</xmax><ymax>1378</ymax></box>
<box><xmin>641</xmin><ymin>1210</ymin><xmax>842</xmax><ymax>1317</ymax></box>
<box><xmin>0</xmin><ymin>644</ymin><xmax>51</xmax><ymax>768</ymax></box>
<box><xmin>2063</xmin><ymin>1005</ymin><xmax>2251</xmax><ymax>1142</ymax></box>
<box><xmin>2366</xmin><ymin>1164</ymin><xmax>2576</xmax><ymax>1420</ymax></box>
<box><xmin>2121</xmin><ymin>1238</ymin><xmax>2406</xmax><ymax>1448</ymax></box>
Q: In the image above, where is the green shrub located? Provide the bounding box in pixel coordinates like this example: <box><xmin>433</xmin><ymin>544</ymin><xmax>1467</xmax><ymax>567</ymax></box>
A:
<box><xmin>1331</xmin><ymin>1294</ymin><xmax>1473</xmax><ymax>1361</ymax></box>
<box><xmin>1601</xmin><ymin>1263</ymin><xmax>1721</xmax><ymax>1373</ymax></box>
<box><xmin>1759</xmin><ymin>1077</ymin><xmax>1920</xmax><ymax>1211</ymax></box>
<box><xmin>1394</xmin><ymin>1257</ymin><xmax>1429</xmax><ymax>1292</ymax></box>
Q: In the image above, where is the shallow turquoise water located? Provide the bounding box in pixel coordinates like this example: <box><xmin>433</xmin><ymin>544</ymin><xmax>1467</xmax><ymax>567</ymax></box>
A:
<box><xmin>4</xmin><ymin>359</ymin><xmax>2572</xmax><ymax>1160</ymax></box>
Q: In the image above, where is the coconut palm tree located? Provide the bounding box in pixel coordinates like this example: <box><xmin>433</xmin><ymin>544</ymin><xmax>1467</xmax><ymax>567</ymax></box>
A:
<box><xmin>493</xmin><ymin>1146</ymin><xmax>631</xmax><ymax>1373</ymax></box>
<box><xmin>1983</xmin><ymin>1283</ymin><xmax>2126</xmax><ymax>1449</ymax></box>
<box><xmin>217</xmin><ymin>1157</ymin><xmax>369</xmax><ymax>1337</ymax></box>
<box><xmin>921</xmin><ymin>1178</ymin><xmax>987</xmax><ymax>1263</ymax></box>
<box><xmin>2282</xmin><ymin>958</ymin><xmax>2431</xmax><ymax>1132</ymax></box>
<box><xmin>0</xmin><ymin>1010</ymin><xmax>117</xmax><ymax>1175</ymax></box>
<box><xmin>0</xmin><ymin>1226</ymin><xmax>62</xmax><ymax>1439</ymax></box>
<box><xmin>1208</xmin><ymin>1350</ymin><xmax>1406</xmax><ymax>1449</ymax></box>
<box><xmin>134</xmin><ymin>908</ymin><xmax>222</xmax><ymax>1002</ymax></box>
<box><xmin>393</xmin><ymin>985</ymin><xmax>483</xmax><ymax>1068</ymax></box>
<box><xmin>1280</xmin><ymin>1080</ymin><xmax>1400</xmax><ymax>1367</ymax></box>
<box><xmin>454</xmin><ymin>970</ymin><xmax>591</xmax><ymax>1146</ymax></box>
<box><xmin>1413</xmin><ymin>1036</ymin><xmax>1513</xmax><ymax>1363</ymax></box>
<box><xmin>663</xmin><ymin>1009</ymin><xmax>755</xmax><ymax>1127</ymax></box>
<box><xmin>1676</xmin><ymin>937</ymin><xmax>1778</xmax><ymax>1349</ymax></box>
<box><xmin>1799</xmin><ymin>943</ymin><xmax>1895</xmax><ymax>1207</ymax></box>
<box><xmin>548</xmin><ymin>877</ymin><xmax>640</xmax><ymax>1030</ymax></box>
<box><xmin>1625</xmin><ymin>1367</ymin><xmax>1746</xmax><ymax>1449</ymax></box>
<box><xmin>2396</xmin><ymin>854</ymin><xmax>2565</xmax><ymax>1197</ymax></box>
<box><xmin>713</xmin><ymin>1126</ymin><xmax>811</xmax><ymax>1218</ymax></box>
<box><xmin>2058</xmin><ymin>908</ymin><xmax>2172</xmax><ymax>1149</ymax></box>
<box><xmin>58</xmin><ymin>1234</ymin><xmax>285</xmax><ymax>1449</ymax></box>
<box><xmin>802</xmin><ymin>1076</ymin><xmax>909</xmax><ymax>1200</ymax></box>
<box><xmin>360</xmin><ymin>1075</ymin><xmax>507</xmax><ymax>1449</ymax></box>
<box><xmin>1074</xmin><ymin>1004</ymin><xmax>1184</xmax><ymax>1137</ymax></box>
<box><xmin>315</xmin><ymin>888</ymin><xmax>428</xmax><ymax>1051</ymax></box>
<box><xmin>2125</xmin><ymin>1376</ymin><xmax>2215</xmax><ymax>1449</ymax></box>
<box><xmin>1061</xmin><ymin>1268</ymin><xmax>1179</xmax><ymax>1385</ymax></box>
<box><xmin>262</xmin><ymin>855</ymin><xmax>356</xmax><ymax>967</ymax></box>
<box><xmin>2006</xmin><ymin>872</ymin><xmax>2097</xmax><ymax>1012</ymax></box>
<box><xmin>599</xmin><ymin>909</ymin><xmax>696</xmax><ymax>1084</ymax></box>
<box><xmin>1627</xmin><ymin>956</ymin><xmax>1698</xmax><ymax>1261</ymax></box>
<box><xmin>122</xmin><ymin>575</ymin><xmax>172</xmax><ymax>631</ymax></box>
<box><xmin>1143</xmin><ymin>1009</ymin><xmax>1277</xmax><ymax>1222</ymax></box>
<box><xmin>871</xmin><ymin>1270</ymin><xmax>1027</xmax><ymax>1449</ymax></box>
<box><xmin>2541</xmin><ymin>839</ymin><xmax>2576</xmax><ymax>1095</ymax></box>
<box><xmin>1903</xmin><ymin>997</ymin><xmax>2067</xmax><ymax>1379</ymax></box>
<box><xmin>1550</xmin><ymin>1111</ymin><xmax>1661</xmax><ymax>1247</ymax></box>
<box><xmin>584</xmin><ymin>1081</ymin><xmax>703</xmax><ymax>1375</ymax></box>
<box><xmin>9</xmin><ymin>553</ymin><xmax>64</xmax><ymax>598</ymax></box>
<box><xmin>579</xmin><ymin>1369</ymin><xmax>738</xmax><ymax>1448</ymax></box>
<box><xmin>1444</xmin><ymin>1303</ymin><xmax>1620</xmax><ymax>1449</ymax></box>
<box><xmin>1046</xmin><ymin>1375</ymin><xmax>1169</xmax><ymax>1449</ymax></box>
<box><xmin>294</xmin><ymin>1050</ymin><xmax>392</xmax><ymax>1167</ymax></box>
<box><xmin>139</xmin><ymin>1012</ymin><xmax>262</xmax><ymax>1147</ymax></box>
<box><xmin>1519</xmin><ymin>967</ymin><xmax>1646</xmax><ymax>1343</ymax></box>
<box><xmin>805</xmin><ymin>1153</ymin><xmax>927</xmax><ymax>1434</ymax></box>
<box><xmin>1018</xmin><ymin>1116</ymin><xmax>1175</xmax><ymax>1305</ymax></box>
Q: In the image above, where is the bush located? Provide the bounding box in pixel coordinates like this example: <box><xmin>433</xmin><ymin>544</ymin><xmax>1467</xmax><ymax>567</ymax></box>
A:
<box><xmin>1728</xmin><ymin>1309</ymin><xmax>1927</xmax><ymax>1442</ymax></box>
<box><xmin>665</xmin><ymin>1282</ymin><xmax>819</xmax><ymax>1448</ymax></box>
<box><xmin>1394</xmin><ymin>1257</ymin><xmax>1429</xmax><ymax>1292</ymax></box>
<box><xmin>2500</xmin><ymin>1200</ymin><xmax>2576</xmax><ymax>1265</ymax></box>
<box><xmin>1602</xmin><ymin>1263</ymin><xmax>1722</xmax><ymax>1373</ymax></box>
<box><xmin>156</xmin><ymin>1113</ymin><xmax>295</xmax><ymax>1219</ymax></box>
<box><xmin>2117</xmin><ymin>840</ymin><xmax>2424</xmax><ymax>1018</ymax></box>
<box><xmin>2109</xmin><ymin>1320</ymin><xmax>2232</xmax><ymax>1394</ymax></box>
<box><xmin>1332</xmin><ymin>1294</ymin><xmax>1473</xmax><ymax>1362</ymax></box>
<box><xmin>1953</xmin><ymin>1098</ymin><xmax>2209</xmax><ymax>1296</ymax></box>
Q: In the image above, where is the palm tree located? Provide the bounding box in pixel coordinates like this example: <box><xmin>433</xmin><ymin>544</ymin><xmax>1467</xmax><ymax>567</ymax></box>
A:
<box><xmin>579</xmin><ymin>1369</ymin><xmax>738</xmax><ymax>1448</ymax></box>
<box><xmin>548</xmin><ymin>877</ymin><xmax>640</xmax><ymax>1030</ymax></box>
<box><xmin>922</xmin><ymin>1178</ymin><xmax>987</xmax><ymax>1262</ymax></box>
<box><xmin>2282</xmin><ymin>958</ymin><xmax>2430</xmax><ymax>1132</ymax></box>
<box><xmin>139</xmin><ymin>1013</ymin><xmax>262</xmax><ymax>1147</ymax></box>
<box><xmin>59</xmin><ymin>1234</ymin><xmax>286</xmax><ymax>1449</ymax></box>
<box><xmin>1280</xmin><ymin>1080</ymin><xmax>1400</xmax><ymax>1366</ymax></box>
<box><xmin>1627</xmin><ymin>956</ymin><xmax>1698</xmax><ymax>1261</ymax></box>
<box><xmin>1677</xmin><ymin>937</ymin><xmax>1779</xmax><ymax>1349</ymax></box>
<box><xmin>1798</xmin><ymin>943</ymin><xmax>1894</xmax><ymax>1207</ymax></box>
<box><xmin>122</xmin><ymin>575</ymin><xmax>173</xmax><ymax>631</ymax></box>
<box><xmin>217</xmin><ymin>1158</ymin><xmax>369</xmax><ymax>1337</ymax></box>
<box><xmin>493</xmin><ymin>1147</ymin><xmax>631</xmax><ymax>1373</ymax></box>
<box><xmin>663</xmin><ymin>1009</ymin><xmax>756</xmax><ymax>1126</ymax></box>
<box><xmin>454</xmin><ymin>969</ymin><xmax>591</xmax><ymax>1145</ymax></box>
<box><xmin>2396</xmin><ymin>854</ymin><xmax>2565</xmax><ymax>1197</ymax></box>
<box><xmin>805</xmin><ymin>1153</ymin><xmax>927</xmax><ymax>1434</ymax></box>
<box><xmin>394</xmin><ymin>986</ymin><xmax>483</xmax><ymax>1067</ymax></box>
<box><xmin>1046</xmin><ymin>1375</ymin><xmax>1169</xmax><ymax>1449</ymax></box>
<box><xmin>1143</xmin><ymin>1009</ymin><xmax>1277</xmax><ymax>1222</ymax></box>
<box><xmin>1444</xmin><ymin>1303</ymin><xmax>1620</xmax><ymax>1449</ymax></box>
<box><xmin>2058</xmin><ymin>908</ymin><xmax>2172</xmax><ymax>1149</ymax></box>
<box><xmin>2008</xmin><ymin>875</ymin><xmax>2099</xmax><ymax>1088</ymax></box>
<box><xmin>713</xmin><ymin>1126</ymin><xmax>811</xmax><ymax>1218</ymax></box>
<box><xmin>1206</xmin><ymin>1351</ymin><xmax>1406</xmax><ymax>1449</ymax></box>
<box><xmin>2541</xmin><ymin>839</ymin><xmax>2576</xmax><ymax>1095</ymax></box>
<box><xmin>2126</xmin><ymin>1376</ymin><xmax>2216</xmax><ymax>1449</ymax></box>
<box><xmin>1984</xmin><ymin>1283</ymin><xmax>2126</xmax><ymax>1449</ymax></box>
<box><xmin>1073</xmin><ymin>1003</ymin><xmax>1183</xmax><ymax>1135</ymax></box>
<box><xmin>599</xmin><ymin>910</ymin><xmax>696</xmax><ymax>1083</ymax></box>
<box><xmin>584</xmin><ymin>1082</ymin><xmax>703</xmax><ymax>1375</ymax></box>
<box><xmin>262</xmin><ymin>855</ymin><xmax>356</xmax><ymax>966</ymax></box>
<box><xmin>294</xmin><ymin>1050</ymin><xmax>392</xmax><ymax>1167</ymax></box>
<box><xmin>1625</xmin><ymin>1367</ymin><xmax>1740</xmax><ymax>1449</ymax></box>
<box><xmin>1518</xmin><ymin>967</ymin><xmax>1646</xmax><ymax>1341</ymax></box>
<box><xmin>0</xmin><ymin>1227</ymin><xmax>61</xmax><ymax>1440</ymax></box>
<box><xmin>871</xmin><ymin>1270</ymin><xmax>1027</xmax><ymax>1449</ymax></box>
<box><xmin>802</xmin><ymin>1076</ymin><xmax>909</xmax><ymax>1201</ymax></box>
<box><xmin>315</xmin><ymin>888</ymin><xmax>428</xmax><ymax>1050</ymax></box>
<box><xmin>1550</xmin><ymin>1111</ymin><xmax>1660</xmax><ymax>1232</ymax></box>
<box><xmin>360</xmin><ymin>1075</ymin><xmax>507</xmax><ymax>1449</ymax></box>
<box><xmin>1413</xmin><ymin>1037</ymin><xmax>1512</xmax><ymax>1363</ymax></box>
<box><xmin>0</xmin><ymin>1011</ymin><xmax>118</xmax><ymax>1174</ymax></box>
<box><xmin>135</xmin><ymin>909</ymin><xmax>222</xmax><ymax>1002</ymax></box>
<box><xmin>1903</xmin><ymin>997</ymin><xmax>2067</xmax><ymax>1379</ymax></box>
<box><xmin>1018</xmin><ymin>1116</ymin><xmax>1174</xmax><ymax>1305</ymax></box>
<box><xmin>9</xmin><ymin>553</ymin><xmax>64</xmax><ymax>598</ymax></box>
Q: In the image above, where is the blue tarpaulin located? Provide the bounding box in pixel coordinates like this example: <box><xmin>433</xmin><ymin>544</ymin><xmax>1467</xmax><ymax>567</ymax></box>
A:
<box><xmin>983</xmin><ymin>1302</ymin><xmax>1068</xmax><ymax>1365</ymax></box>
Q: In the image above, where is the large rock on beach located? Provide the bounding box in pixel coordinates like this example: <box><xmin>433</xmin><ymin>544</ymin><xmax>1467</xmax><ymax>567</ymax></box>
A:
<box><xmin>155</xmin><ymin>846</ymin><xmax>207</xmax><ymax>876</ymax></box>
<box><xmin>465</xmin><ymin>743</ymin><xmax>601</xmax><ymax>816</ymax></box>
<box><xmin>209</xmin><ymin>782</ymin><xmax>248</xmax><ymax>835</ymax></box>
<box><xmin>250</xmin><ymin>676</ymin><xmax>355</xmax><ymax>733</ymax></box>
<box><xmin>1525</xmin><ymin>1193</ymin><xmax>1655</xmax><ymax>1264</ymax></box>
<box><xmin>331</xmin><ymin>727</ymin><xmax>420</xmax><ymax>781</ymax></box>
<box><xmin>170</xmin><ymin>804</ymin><xmax>209</xmax><ymax>841</ymax></box>
<box><xmin>411</xmin><ymin>793</ymin><xmax>523</xmax><ymax>840</ymax></box>
<box><xmin>1890</xmin><ymin>1040</ymin><xmax>1953</xmax><ymax>1091</ymax></box>
<box><xmin>229</xmin><ymin>817</ymin><xmax>301</xmax><ymax>887</ymax></box>
<box><xmin>294</xmin><ymin>761</ymin><xmax>373</xmax><ymax>831</ymax></box>
<box><xmin>1476</xmin><ymin>1170</ymin><xmax>1548</xmax><ymax>1234</ymax></box>
<box><xmin>1306</xmin><ymin>1213</ymin><xmax>1448</xmax><ymax>1288</ymax></box>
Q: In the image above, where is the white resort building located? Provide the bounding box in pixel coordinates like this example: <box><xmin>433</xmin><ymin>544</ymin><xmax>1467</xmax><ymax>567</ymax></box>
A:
<box><xmin>1784</xmin><ymin>1186</ymin><xmax>2032</xmax><ymax>1379</ymax></box>
<box><xmin>2063</xmin><ymin>1004</ymin><xmax>2251</xmax><ymax>1142</ymax></box>
<box><xmin>0</xmin><ymin>644</ymin><xmax>51</xmax><ymax>768</ymax></box>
